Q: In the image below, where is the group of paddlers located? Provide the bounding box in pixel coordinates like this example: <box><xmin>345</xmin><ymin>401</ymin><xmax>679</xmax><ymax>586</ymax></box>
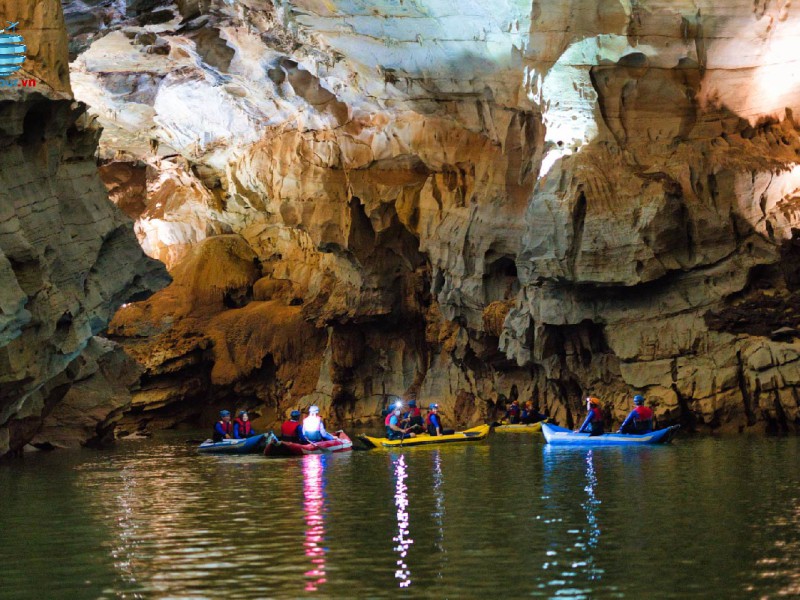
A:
<box><xmin>384</xmin><ymin>400</ymin><xmax>452</xmax><ymax>440</ymax></box>
<box><xmin>213</xmin><ymin>410</ymin><xmax>256</xmax><ymax>441</ymax></box>
<box><xmin>214</xmin><ymin>405</ymin><xmax>337</xmax><ymax>444</ymax></box>
<box><xmin>213</xmin><ymin>393</ymin><xmax>655</xmax><ymax>443</ymax></box>
<box><xmin>578</xmin><ymin>394</ymin><xmax>654</xmax><ymax>435</ymax></box>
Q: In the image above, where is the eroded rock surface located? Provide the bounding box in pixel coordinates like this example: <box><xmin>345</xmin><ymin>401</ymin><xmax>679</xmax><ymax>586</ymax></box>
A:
<box><xmin>0</xmin><ymin>0</ymin><xmax>169</xmax><ymax>456</ymax></box>
<box><xmin>68</xmin><ymin>0</ymin><xmax>800</xmax><ymax>433</ymax></box>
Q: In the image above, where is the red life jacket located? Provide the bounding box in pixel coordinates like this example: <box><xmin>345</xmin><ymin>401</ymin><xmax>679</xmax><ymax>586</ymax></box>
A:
<box><xmin>217</xmin><ymin>420</ymin><xmax>233</xmax><ymax>434</ymax></box>
<box><xmin>281</xmin><ymin>420</ymin><xmax>301</xmax><ymax>439</ymax></box>
<box><xmin>234</xmin><ymin>418</ymin><xmax>252</xmax><ymax>437</ymax></box>
<box><xmin>409</xmin><ymin>406</ymin><xmax>421</xmax><ymax>418</ymax></box>
<box><xmin>634</xmin><ymin>406</ymin><xmax>653</xmax><ymax>420</ymax></box>
<box><xmin>590</xmin><ymin>406</ymin><xmax>604</xmax><ymax>423</ymax></box>
<box><xmin>385</xmin><ymin>413</ymin><xmax>393</xmax><ymax>426</ymax></box>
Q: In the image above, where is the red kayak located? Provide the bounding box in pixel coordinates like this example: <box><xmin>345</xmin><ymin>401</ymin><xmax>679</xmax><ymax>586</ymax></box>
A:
<box><xmin>264</xmin><ymin>430</ymin><xmax>353</xmax><ymax>457</ymax></box>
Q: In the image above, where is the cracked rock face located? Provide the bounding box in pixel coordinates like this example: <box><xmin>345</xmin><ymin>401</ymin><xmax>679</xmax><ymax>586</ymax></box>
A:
<box><xmin>67</xmin><ymin>0</ymin><xmax>800</xmax><ymax>433</ymax></box>
<box><xmin>0</xmin><ymin>0</ymin><xmax>169</xmax><ymax>456</ymax></box>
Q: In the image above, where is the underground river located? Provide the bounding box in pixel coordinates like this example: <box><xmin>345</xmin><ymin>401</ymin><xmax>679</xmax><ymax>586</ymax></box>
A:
<box><xmin>1</xmin><ymin>433</ymin><xmax>798</xmax><ymax>599</ymax></box>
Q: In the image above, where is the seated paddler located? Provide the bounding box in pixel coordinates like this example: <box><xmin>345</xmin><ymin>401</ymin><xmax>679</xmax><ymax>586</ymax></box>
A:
<box><xmin>618</xmin><ymin>395</ymin><xmax>654</xmax><ymax>434</ymax></box>
<box><xmin>521</xmin><ymin>401</ymin><xmax>547</xmax><ymax>424</ymax></box>
<box><xmin>386</xmin><ymin>406</ymin><xmax>416</xmax><ymax>440</ymax></box>
<box><xmin>302</xmin><ymin>405</ymin><xmax>335</xmax><ymax>442</ymax></box>
<box><xmin>577</xmin><ymin>397</ymin><xmax>604</xmax><ymax>436</ymax></box>
<box><xmin>233</xmin><ymin>410</ymin><xmax>257</xmax><ymax>439</ymax></box>
<box><xmin>280</xmin><ymin>410</ymin><xmax>305</xmax><ymax>442</ymax></box>
<box><xmin>426</xmin><ymin>404</ymin><xmax>454</xmax><ymax>436</ymax></box>
<box><xmin>213</xmin><ymin>410</ymin><xmax>233</xmax><ymax>442</ymax></box>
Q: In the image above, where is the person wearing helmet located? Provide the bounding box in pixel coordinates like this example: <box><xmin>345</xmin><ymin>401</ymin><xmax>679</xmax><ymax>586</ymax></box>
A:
<box><xmin>404</xmin><ymin>399</ymin><xmax>424</xmax><ymax>431</ymax></box>
<box><xmin>280</xmin><ymin>409</ymin><xmax>305</xmax><ymax>442</ymax></box>
<box><xmin>213</xmin><ymin>410</ymin><xmax>233</xmax><ymax>442</ymax></box>
<box><xmin>577</xmin><ymin>397</ymin><xmax>604</xmax><ymax>436</ymax></box>
<box><xmin>426</xmin><ymin>404</ymin><xmax>454</xmax><ymax>436</ymax></box>
<box><xmin>302</xmin><ymin>405</ymin><xmax>335</xmax><ymax>442</ymax></box>
<box><xmin>618</xmin><ymin>394</ymin><xmax>654</xmax><ymax>434</ymax></box>
<box><xmin>386</xmin><ymin>406</ymin><xmax>416</xmax><ymax>440</ymax></box>
<box><xmin>233</xmin><ymin>410</ymin><xmax>257</xmax><ymax>439</ymax></box>
<box><xmin>521</xmin><ymin>401</ymin><xmax>547</xmax><ymax>424</ymax></box>
<box><xmin>505</xmin><ymin>399</ymin><xmax>522</xmax><ymax>424</ymax></box>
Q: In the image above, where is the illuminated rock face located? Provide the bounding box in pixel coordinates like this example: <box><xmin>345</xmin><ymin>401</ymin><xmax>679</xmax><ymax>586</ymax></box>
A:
<box><xmin>0</xmin><ymin>0</ymin><xmax>169</xmax><ymax>456</ymax></box>
<box><xmin>70</xmin><ymin>0</ymin><xmax>800</xmax><ymax>432</ymax></box>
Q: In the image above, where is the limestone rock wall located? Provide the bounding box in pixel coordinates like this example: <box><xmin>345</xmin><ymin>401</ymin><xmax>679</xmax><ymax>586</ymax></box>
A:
<box><xmin>68</xmin><ymin>0</ymin><xmax>800</xmax><ymax>433</ymax></box>
<box><xmin>0</xmin><ymin>0</ymin><xmax>169</xmax><ymax>456</ymax></box>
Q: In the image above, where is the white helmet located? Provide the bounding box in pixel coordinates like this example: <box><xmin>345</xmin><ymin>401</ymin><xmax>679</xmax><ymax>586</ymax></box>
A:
<box><xmin>309</xmin><ymin>405</ymin><xmax>320</xmax><ymax>415</ymax></box>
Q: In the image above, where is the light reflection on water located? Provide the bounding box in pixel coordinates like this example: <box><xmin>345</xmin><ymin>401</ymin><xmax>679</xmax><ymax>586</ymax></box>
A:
<box><xmin>0</xmin><ymin>434</ymin><xmax>799</xmax><ymax>598</ymax></box>
<box><xmin>302</xmin><ymin>454</ymin><xmax>327</xmax><ymax>592</ymax></box>
<box><xmin>432</xmin><ymin>450</ymin><xmax>446</xmax><ymax>563</ymax></box>
<box><xmin>391</xmin><ymin>453</ymin><xmax>413</xmax><ymax>588</ymax></box>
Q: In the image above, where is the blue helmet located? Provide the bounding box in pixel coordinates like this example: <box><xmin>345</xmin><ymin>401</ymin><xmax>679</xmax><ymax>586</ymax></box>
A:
<box><xmin>219</xmin><ymin>410</ymin><xmax>231</xmax><ymax>417</ymax></box>
<box><xmin>238</xmin><ymin>410</ymin><xmax>247</xmax><ymax>417</ymax></box>
<box><xmin>633</xmin><ymin>395</ymin><xmax>645</xmax><ymax>405</ymax></box>
<box><xmin>429</xmin><ymin>403</ymin><xmax>438</xmax><ymax>410</ymax></box>
<box><xmin>408</xmin><ymin>399</ymin><xmax>416</xmax><ymax>407</ymax></box>
<box><xmin>290</xmin><ymin>410</ymin><xmax>301</xmax><ymax>419</ymax></box>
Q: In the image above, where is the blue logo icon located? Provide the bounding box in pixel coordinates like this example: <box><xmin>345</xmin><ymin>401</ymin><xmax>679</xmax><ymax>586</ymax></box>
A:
<box><xmin>0</xmin><ymin>22</ymin><xmax>25</xmax><ymax>78</ymax></box>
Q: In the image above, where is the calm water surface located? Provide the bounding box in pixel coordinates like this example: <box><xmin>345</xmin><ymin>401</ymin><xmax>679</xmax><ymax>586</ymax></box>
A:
<box><xmin>0</xmin><ymin>432</ymin><xmax>798</xmax><ymax>599</ymax></box>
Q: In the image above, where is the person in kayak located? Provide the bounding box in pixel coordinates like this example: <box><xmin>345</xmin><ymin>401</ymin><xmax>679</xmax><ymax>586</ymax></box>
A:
<box><xmin>233</xmin><ymin>410</ymin><xmax>257</xmax><ymax>439</ymax></box>
<box><xmin>505</xmin><ymin>399</ymin><xmax>522</xmax><ymax>424</ymax></box>
<box><xmin>618</xmin><ymin>395</ymin><xmax>654</xmax><ymax>434</ymax></box>
<box><xmin>577</xmin><ymin>397</ymin><xmax>604</xmax><ymax>436</ymax></box>
<box><xmin>405</xmin><ymin>399</ymin><xmax>424</xmax><ymax>431</ymax></box>
<box><xmin>426</xmin><ymin>404</ymin><xmax>455</xmax><ymax>436</ymax></box>
<box><xmin>521</xmin><ymin>401</ymin><xmax>547</xmax><ymax>424</ymax></box>
<box><xmin>387</xmin><ymin>406</ymin><xmax>416</xmax><ymax>440</ymax></box>
<box><xmin>302</xmin><ymin>405</ymin><xmax>336</xmax><ymax>442</ymax></box>
<box><xmin>281</xmin><ymin>410</ymin><xmax>305</xmax><ymax>442</ymax></box>
<box><xmin>213</xmin><ymin>410</ymin><xmax>233</xmax><ymax>442</ymax></box>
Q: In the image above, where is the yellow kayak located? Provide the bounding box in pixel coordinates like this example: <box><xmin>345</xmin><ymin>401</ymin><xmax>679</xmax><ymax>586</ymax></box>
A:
<box><xmin>358</xmin><ymin>425</ymin><xmax>490</xmax><ymax>448</ymax></box>
<box><xmin>493</xmin><ymin>421</ymin><xmax>546</xmax><ymax>433</ymax></box>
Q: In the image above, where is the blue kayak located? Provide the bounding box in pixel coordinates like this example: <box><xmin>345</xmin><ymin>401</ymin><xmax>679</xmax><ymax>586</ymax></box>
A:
<box><xmin>197</xmin><ymin>434</ymin><xmax>267</xmax><ymax>454</ymax></box>
<box><xmin>542</xmin><ymin>423</ymin><xmax>680</xmax><ymax>446</ymax></box>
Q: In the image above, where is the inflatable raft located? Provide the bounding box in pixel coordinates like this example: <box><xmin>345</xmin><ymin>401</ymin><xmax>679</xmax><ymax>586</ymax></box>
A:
<box><xmin>263</xmin><ymin>431</ymin><xmax>353</xmax><ymax>456</ymax></box>
<box><xmin>359</xmin><ymin>424</ymin><xmax>490</xmax><ymax>448</ymax></box>
<box><xmin>493</xmin><ymin>421</ymin><xmax>545</xmax><ymax>433</ymax></box>
<box><xmin>197</xmin><ymin>433</ymin><xmax>267</xmax><ymax>454</ymax></box>
<box><xmin>541</xmin><ymin>423</ymin><xmax>680</xmax><ymax>446</ymax></box>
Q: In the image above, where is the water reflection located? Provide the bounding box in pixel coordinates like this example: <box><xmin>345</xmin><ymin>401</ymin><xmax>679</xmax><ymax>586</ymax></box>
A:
<box><xmin>303</xmin><ymin>454</ymin><xmax>327</xmax><ymax>593</ymax></box>
<box><xmin>582</xmin><ymin>451</ymin><xmax>601</xmax><ymax>579</ymax></box>
<box><xmin>432</xmin><ymin>450</ymin><xmax>446</xmax><ymax>560</ymax></box>
<box><xmin>751</xmin><ymin>498</ymin><xmax>800</xmax><ymax>597</ymax></box>
<box><xmin>541</xmin><ymin>446</ymin><xmax>604</xmax><ymax>597</ymax></box>
<box><xmin>109</xmin><ymin>464</ymin><xmax>138</xmax><ymax>590</ymax></box>
<box><xmin>392</xmin><ymin>454</ymin><xmax>413</xmax><ymax>588</ymax></box>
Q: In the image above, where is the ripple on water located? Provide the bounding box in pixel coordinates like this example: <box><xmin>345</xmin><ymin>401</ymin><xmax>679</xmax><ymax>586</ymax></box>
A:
<box><xmin>0</xmin><ymin>434</ymin><xmax>799</xmax><ymax>598</ymax></box>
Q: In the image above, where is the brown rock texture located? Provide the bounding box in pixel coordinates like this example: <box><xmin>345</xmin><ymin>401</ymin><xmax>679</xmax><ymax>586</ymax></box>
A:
<box><xmin>0</xmin><ymin>0</ymin><xmax>169</xmax><ymax>456</ymax></box>
<box><xmin>64</xmin><ymin>0</ymin><xmax>800</xmax><ymax>434</ymax></box>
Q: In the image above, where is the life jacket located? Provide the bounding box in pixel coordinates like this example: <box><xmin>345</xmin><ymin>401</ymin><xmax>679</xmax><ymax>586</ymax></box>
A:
<box><xmin>303</xmin><ymin>415</ymin><xmax>322</xmax><ymax>436</ymax></box>
<box><xmin>234</xmin><ymin>418</ymin><xmax>252</xmax><ymax>438</ymax></box>
<box><xmin>213</xmin><ymin>420</ymin><xmax>232</xmax><ymax>441</ymax></box>
<box><xmin>385</xmin><ymin>413</ymin><xmax>403</xmax><ymax>435</ymax></box>
<box><xmin>588</xmin><ymin>406</ymin><xmax>604</xmax><ymax>435</ymax></box>
<box><xmin>632</xmin><ymin>406</ymin><xmax>654</xmax><ymax>432</ymax></box>
<box><xmin>281</xmin><ymin>419</ymin><xmax>301</xmax><ymax>440</ymax></box>
<box><xmin>426</xmin><ymin>412</ymin><xmax>442</xmax><ymax>435</ymax></box>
